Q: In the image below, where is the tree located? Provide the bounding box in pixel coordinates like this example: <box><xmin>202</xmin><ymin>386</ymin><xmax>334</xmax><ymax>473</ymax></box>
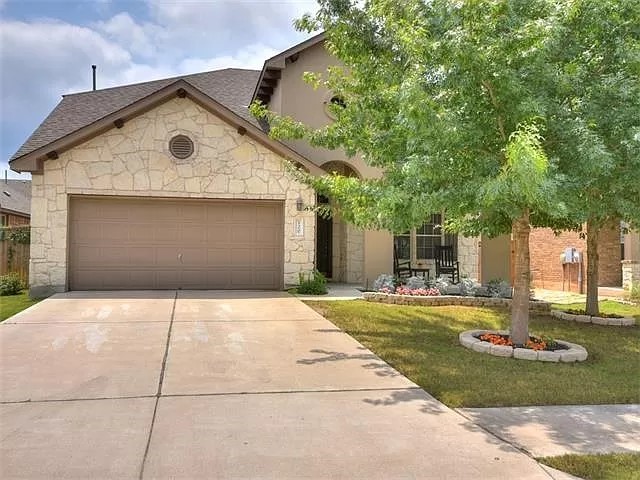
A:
<box><xmin>252</xmin><ymin>0</ymin><xmax>632</xmax><ymax>345</ymax></box>
<box><xmin>542</xmin><ymin>0</ymin><xmax>640</xmax><ymax>316</ymax></box>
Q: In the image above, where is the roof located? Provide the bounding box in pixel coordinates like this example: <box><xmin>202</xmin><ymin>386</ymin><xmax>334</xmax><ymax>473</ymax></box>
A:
<box><xmin>10</xmin><ymin>68</ymin><xmax>261</xmax><ymax>162</ymax></box>
<box><xmin>252</xmin><ymin>32</ymin><xmax>325</xmax><ymax>105</ymax></box>
<box><xmin>0</xmin><ymin>179</ymin><xmax>31</xmax><ymax>216</ymax></box>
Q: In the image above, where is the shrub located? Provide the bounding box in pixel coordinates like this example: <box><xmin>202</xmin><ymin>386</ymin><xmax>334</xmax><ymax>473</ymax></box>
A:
<box><xmin>434</xmin><ymin>276</ymin><xmax>451</xmax><ymax>295</ymax></box>
<box><xmin>0</xmin><ymin>273</ymin><xmax>23</xmax><ymax>296</ymax></box>
<box><xmin>487</xmin><ymin>279</ymin><xmax>512</xmax><ymax>298</ymax></box>
<box><xmin>373</xmin><ymin>274</ymin><xmax>396</xmax><ymax>293</ymax></box>
<box><xmin>297</xmin><ymin>270</ymin><xmax>328</xmax><ymax>295</ymax></box>
<box><xmin>459</xmin><ymin>278</ymin><xmax>479</xmax><ymax>297</ymax></box>
<box><xmin>404</xmin><ymin>276</ymin><xmax>426</xmax><ymax>290</ymax></box>
<box><xmin>631</xmin><ymin>283</ymin><xmax>640</xmax><ymax>303</ymax></box>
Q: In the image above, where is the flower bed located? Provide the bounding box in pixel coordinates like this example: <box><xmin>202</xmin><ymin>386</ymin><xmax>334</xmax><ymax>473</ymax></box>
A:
<box><xmin>363</xmin><ymin>291</ymin><xmax>551</xmax><ymax>314</ymax></box>
<box><xmin>551</xmin><ymin>310</ymin><xmax>635</xmax><ymax>326</ymax></box>
<box><xmin>459</xmin><ymin>330</ymin><xmax>588</xmax><ymax>362</ymax></box>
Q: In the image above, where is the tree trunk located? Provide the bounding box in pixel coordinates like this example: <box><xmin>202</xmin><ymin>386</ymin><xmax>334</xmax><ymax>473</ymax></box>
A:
<box><xmin>585</xmin><ymin>221</ymin><xmax>600</xmax><ymax>316</ymax></box>
<box><xmin>511</xmin><ymin>210</ymin><xmax>531</xmax><ymax>346</ymax></box>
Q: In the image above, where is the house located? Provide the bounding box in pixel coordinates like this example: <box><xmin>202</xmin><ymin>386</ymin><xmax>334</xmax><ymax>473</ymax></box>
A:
<box><xmin>9</xmin><ymin>33</ymin><xmax>631</xmax><ymax>296</ymax></box>
<box><xmin>0</xmin><ymin>179</ymin><xmax>31</xmax><ymax>227</ymax></box>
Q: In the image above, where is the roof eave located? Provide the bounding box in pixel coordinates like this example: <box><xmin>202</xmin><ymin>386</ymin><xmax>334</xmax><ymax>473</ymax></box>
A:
<box><xmin>251</xmin><ymin>32</ymin><xmax>326</xmax><ymax>106</ymax></box>
<box><xmin>10</xmin><ymin>79</ymin><xmax>324</xmax><ymax>177</ymax></box>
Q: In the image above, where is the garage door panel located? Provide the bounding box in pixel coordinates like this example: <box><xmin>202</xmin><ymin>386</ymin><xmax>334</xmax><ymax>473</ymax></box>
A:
<box><xmin>156</xmin><ymin>226</ymin><xmax>180</xmax><ymax>242</ymax></box>
<box><xmin>206</xmin><ymin>227</ymin><xmax>230</xmax><ymax>243</ymax></box>
<box><xmin>70</xmin><ymin>197</ymin><xmax>283</xmax><ymax>290</ymax></box>
<box><xmin>181</xmin><ymin>225</ymin><xmax>205</xmax><ymax>243</ymax></box>
<box><xmin>231</xmin><ymin>226</ymin><xmax>255</xmax><ymax>242</ymax></box>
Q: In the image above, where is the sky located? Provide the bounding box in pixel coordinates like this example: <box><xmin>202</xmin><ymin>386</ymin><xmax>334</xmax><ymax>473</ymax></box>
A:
<box><xmin>0</xmin><ymin>0</ymin><xmax>318</xmax><ymax>179</ymax></box>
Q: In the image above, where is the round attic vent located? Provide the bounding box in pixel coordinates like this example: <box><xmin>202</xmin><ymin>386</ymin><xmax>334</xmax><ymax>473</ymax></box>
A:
<box><xmin>169</xmin><ymin>134</ymin><xmax>194</xmax><ymax>159</ymax></box>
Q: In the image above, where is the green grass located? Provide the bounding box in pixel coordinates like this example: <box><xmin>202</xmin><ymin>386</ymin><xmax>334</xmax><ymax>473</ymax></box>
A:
<box><xmin>306</xmin><ymin>300</ymin><xmax>640</xmax><ymax>408</ymax></box>
<box><xmin>0</xmin><ymin>291</ymin><xmax>41</xmax><ymax>322</ymax></box>
<box><xmin>552</xmin><ymin>300</ymin><xmax>640</xmax><ymax>320</ymax></box>
<box><xmin>538</xmin><ymin>453</ymin><xmax>640</xmax><ymax>480</ymax></box>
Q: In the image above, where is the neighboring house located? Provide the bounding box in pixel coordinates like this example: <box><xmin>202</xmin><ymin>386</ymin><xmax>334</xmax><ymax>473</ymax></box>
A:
<box><xmin>0</xmin><ymin>179</ymin><xmax>31</xmax><ymax>227</ymax></box>
<box><xmin>9</xmin><ymin>33</ymin><xmax>629</xmax><ymax>295</ymax></box>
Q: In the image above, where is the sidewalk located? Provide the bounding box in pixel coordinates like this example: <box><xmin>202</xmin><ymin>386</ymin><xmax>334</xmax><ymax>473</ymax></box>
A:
<box><xmin>534</xmin><ymin>288</ymin><xmax>628</xmax><ymax>304</ymax></box>
<box><xmin>457</xmin><ymin>404</ymin><xmax>640</xmax><ymax>458</ymax></box>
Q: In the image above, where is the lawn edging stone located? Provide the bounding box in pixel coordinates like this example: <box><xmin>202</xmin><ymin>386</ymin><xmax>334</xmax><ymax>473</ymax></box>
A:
<box><xmin>363</xmin><ymin>292</ymin><xmax>551</xmax><ymax>313</ymax></box>
<box><xmin>459</xmin><ymin>330</ymin><xmax>588</xmax><ymax>363</ymax></box>
<box><xmin>550</xmin><ymin>309</ymin><xmax>635</xmax><ymax>327</ymax></box>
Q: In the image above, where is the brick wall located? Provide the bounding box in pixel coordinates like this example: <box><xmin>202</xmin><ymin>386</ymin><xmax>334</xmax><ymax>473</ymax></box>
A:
<box><xmin>529</xmin><ymin>221</ymin><xmax>621</xmax><ymax>292</ymax></box>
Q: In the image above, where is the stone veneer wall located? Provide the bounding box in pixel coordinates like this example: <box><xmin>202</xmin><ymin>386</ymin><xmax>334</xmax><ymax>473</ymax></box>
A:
<box><xmin>622</xmin><ymin>261</ymin><xmax>640</xmax><ymax>291</ymax></box>
<box><xmin>457</xmin><ymin>236</ymin><xmax>479</xmax><ymax>280</ymax></box>
<box><xmin>29</xmin><ymin>97</ymin><xmax>315</xmax><ymax>296</ymax></box>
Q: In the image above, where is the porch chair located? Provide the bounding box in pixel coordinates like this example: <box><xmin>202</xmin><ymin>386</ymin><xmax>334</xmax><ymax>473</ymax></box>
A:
<box><xmin>393</xmin><ymin>241</ymin><xmax>413</xmax><ymax>279</ymax></box>
<box><xmin>434</xmin><ymin>245</ymin><xmax>460</xmax><ymax>284</ymax></box>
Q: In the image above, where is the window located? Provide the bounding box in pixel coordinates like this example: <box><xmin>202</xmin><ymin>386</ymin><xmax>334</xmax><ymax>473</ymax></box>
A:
<box><xmin>394</xmin><ymin>214</ymin><xmax>457</xmax><ymax>262</ymax></box>
<box><xmin>1</xmin><ymin>214</ymin><xmax>7</xmax><ymax>227</ymax></box>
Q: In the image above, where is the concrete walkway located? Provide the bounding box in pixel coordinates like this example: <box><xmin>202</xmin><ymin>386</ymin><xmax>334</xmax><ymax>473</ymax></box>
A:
<box><xmin>294</xmin><ymin>282</ymin><xmax>364</xmax><ymax>301</ymax></box>
<box><xmin>0</xmin><ymin>290</ymin><xmax>552</xmax><ymax>479</ymax></box>
<box><xmin>458</xmin><ymin>404</ymin><xmax>640</xmax><ymax>457</ymax></box>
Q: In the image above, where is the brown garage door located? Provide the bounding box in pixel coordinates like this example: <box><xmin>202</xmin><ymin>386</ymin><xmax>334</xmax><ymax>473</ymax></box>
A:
<box><xmin>69</xmin><ymin>197</ymin><xmax>284</xmax><ymax>290</ymax></box>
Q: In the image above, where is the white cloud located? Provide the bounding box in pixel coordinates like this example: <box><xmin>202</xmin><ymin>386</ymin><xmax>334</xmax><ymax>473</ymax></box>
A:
<box><xmin>1</xmin><ymin>1</ymin><xmax>318</xmax><ymax>174</ymax></box>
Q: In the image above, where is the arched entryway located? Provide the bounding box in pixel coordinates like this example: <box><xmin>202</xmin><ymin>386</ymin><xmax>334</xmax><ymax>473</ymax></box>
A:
<box><xmin>316</xmin><ymin>161</ymin><xmax>364</xmax><ymax>284</ymax></box>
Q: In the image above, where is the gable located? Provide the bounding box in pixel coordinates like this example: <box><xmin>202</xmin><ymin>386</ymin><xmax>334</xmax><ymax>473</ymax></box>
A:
<box><xmin>10</xmin><ymin>80</ymin><xmax>322</xmax><ymax>176</ymax></box>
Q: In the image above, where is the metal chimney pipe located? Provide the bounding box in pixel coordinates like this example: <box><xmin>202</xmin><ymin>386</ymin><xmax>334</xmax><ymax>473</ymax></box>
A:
<box><xmin>92</xmin><ymin>65</ymin><xmax>97</xmax><ymax>91</ymax></box>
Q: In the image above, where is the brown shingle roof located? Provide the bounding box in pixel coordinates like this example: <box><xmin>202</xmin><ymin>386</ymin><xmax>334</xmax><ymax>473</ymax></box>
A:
<box><xmin>0</xmin><ymin>179</ymin><xmax>31</xmax><ymax>216</ymax></box>
<box><xmin>10</xmin><ymin>68</ymin><xmax>261</xmax><ymax>162</ymax></box>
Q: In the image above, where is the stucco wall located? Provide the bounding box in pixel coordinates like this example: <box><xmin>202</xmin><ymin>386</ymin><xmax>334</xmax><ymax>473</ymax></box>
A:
<box><xmin>29</xmin><ymin>97</ymin><xmax>315</xmax><ymax>296</ymax></box>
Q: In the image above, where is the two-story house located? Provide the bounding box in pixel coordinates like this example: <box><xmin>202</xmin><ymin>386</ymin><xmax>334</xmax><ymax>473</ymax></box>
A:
<box><xmin>10</xmin><ymin>33</ymin><xmax>629</xmax><ymax>296</ymax></box>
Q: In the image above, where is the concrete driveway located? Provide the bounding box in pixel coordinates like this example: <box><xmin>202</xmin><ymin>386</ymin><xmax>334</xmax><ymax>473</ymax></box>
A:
<box><xmin>1</xmin><ymin>291</ymin><xmax>550</xmax><ymax>479</ymax></box>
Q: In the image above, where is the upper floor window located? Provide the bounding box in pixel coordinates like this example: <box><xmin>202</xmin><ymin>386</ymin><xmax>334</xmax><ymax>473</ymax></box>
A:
<box><xmin>324</xmin><ymin>93</ymin><xmax>346</xmax><ymax>119</ymax></box>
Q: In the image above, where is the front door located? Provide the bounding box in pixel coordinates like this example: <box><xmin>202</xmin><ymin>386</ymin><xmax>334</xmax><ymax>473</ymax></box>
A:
<box><xmin>315</xmin><ymin>195</ymin><xmax>333</xmax><ymax>278</ymax></box>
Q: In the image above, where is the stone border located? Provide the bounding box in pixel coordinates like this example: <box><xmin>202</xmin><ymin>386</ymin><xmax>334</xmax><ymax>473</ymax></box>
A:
<box><xmin>363</xmin><ymin>292</ymin><xmax>551</xmax><ymax>313</ymax></box>
<box><xmin>459</xmin><ymin>330</ymin><xmax>588</xmax><ymax>363</ymax></box>
<box><xmin>550</xmin><ymin>310</ymin><xmax>635</xmax><ymax>326</ymax></box>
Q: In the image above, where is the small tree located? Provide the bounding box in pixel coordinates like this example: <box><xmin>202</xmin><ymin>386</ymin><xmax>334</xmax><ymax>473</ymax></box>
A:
<box><xmin>253</xmin><ymin>0</ymin><xmax>633</xmax><ymax>344</ymax></box>
<box><xmin>542</xmin><ymin>0</ymin><xmax>640</xmax><ymax>315</ymax></box>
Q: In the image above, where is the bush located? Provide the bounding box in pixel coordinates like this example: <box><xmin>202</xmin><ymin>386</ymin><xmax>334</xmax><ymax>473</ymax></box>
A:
<box><xmin>297</xmin><ymin>270</ymin><xmax>328</xmax><ymax>295</ymax></box>
<box><xmin>459</xmin><ymin>277</ymin><xmax>480</xmax><ymax>297</ymax></box>
<box><xmin>0</xmin><ymin>273</ymin><xmax>23</xmax><ymax>296</ymax></box>
<box><xmin>434</xmin><ymin>276</ymin><xmax>451</xmax><ymax>295</ymax></box>
<box><xmin>373</xmin><ymin>274</ymin><xmax>396</xmax><ymax>293</ymax></box>
<box><xmin>404</xmin><ymin>276</ymin><xmax>426</xmax><ymax>290</ymax></box>
<box><xmin>487</xmin><ymin>279</ymin><xmax>512</xmax><ymax>298</ymax></box>
<box><xmin>631</xmin><ymin>283</ymin><xmax>640</xmax><ymax>303</ymax></box>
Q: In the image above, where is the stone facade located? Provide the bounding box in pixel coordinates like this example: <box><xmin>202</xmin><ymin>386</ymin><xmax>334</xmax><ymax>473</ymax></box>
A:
<box><xmin>29</xmin><ymin>97</ymin><xmax>315</xmax><ymax>296</ymax></box>
<box><xmin>622</xmin><ymin>261</ymin><xmax>640</xmax><ymax>291</ymax></box>
<box><xmin>457</xmin><ymin>235</ymin><xmax>479</xmax><ymax>280</ymax></box>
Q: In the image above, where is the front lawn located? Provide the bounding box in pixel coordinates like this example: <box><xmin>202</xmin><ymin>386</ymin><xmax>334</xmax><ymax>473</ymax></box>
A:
<box><xmin>538</xmin><ymin>453</ymin><xmax>640</xmax><ymax>480</ymax></box>
<box><xmin>0</xmin><ymin>291</ymin><xmax>41</xmax><ymax>322</ymax></box>
<box><xmin>306</xmin><ymin>300</ymin><xmax>640</xmax><ymax>408</ymax></box>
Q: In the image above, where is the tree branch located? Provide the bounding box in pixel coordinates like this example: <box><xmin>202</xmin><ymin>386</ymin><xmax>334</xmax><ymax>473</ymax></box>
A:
<box><xmin>482</xmin><ymin>80</ymin><xmax>507</xmax><ymax>143</ymax></box>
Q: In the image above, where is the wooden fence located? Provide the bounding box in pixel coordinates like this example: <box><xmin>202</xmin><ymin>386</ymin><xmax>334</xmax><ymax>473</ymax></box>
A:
<box><xmin>1</xmin><ymin>228</ymin><xmax>30</xmax><ymax>286</ymax></box>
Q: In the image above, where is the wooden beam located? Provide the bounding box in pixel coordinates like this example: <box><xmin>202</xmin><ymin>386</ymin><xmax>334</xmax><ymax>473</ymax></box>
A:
<box><xmin>258</xmin><ymin>86</ymin><xmax>274</xmax><ymax>96</ymax></box>
<box><xmin>176</xmin><ymin>88</ymin><xmax>187</xmax><ymax>98</ymax></box>
<box><xmin>113</xmin><ymin>118</ymin><xmax>125</xmax><ymax>129</ymax></box>
<box><xmin>263</xmin><ymin>68</ymin><xmax>281</xmax><ymax>80</ymax></box>
<box><xmin>46</xmin><ymin>151</ymin><xmax>59</xmax><ymax>160</ymax></box>
<box><xmin>237</xmin><ymin>126</ymin><xmax>247</xmax><ymax>136</ymax></box>
<box><xmin>262</xmin><ymin>78</ymin><xmax>278</xmax><ymax>88</ymax></box>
